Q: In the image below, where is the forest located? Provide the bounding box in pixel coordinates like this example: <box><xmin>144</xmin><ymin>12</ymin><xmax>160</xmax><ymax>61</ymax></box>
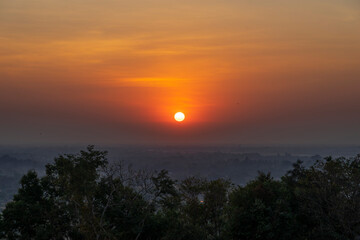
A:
<box><xmin>1</xmin><ymin>146</ymin><xmax>360</xmax><ymax>240</ymax></box>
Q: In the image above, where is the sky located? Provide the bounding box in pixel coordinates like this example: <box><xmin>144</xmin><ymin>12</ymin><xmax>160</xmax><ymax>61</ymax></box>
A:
<box><xmin>0</xmin><ymin>0</ymin><xmax>360</xmax><ymax>145</ymax></box>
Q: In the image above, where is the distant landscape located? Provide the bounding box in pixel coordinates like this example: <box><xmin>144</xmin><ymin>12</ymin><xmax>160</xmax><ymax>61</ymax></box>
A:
<box><xmin>1</xmin><ymin>144</ymin><xmax>359</xmax><ymax>209</ymax></box>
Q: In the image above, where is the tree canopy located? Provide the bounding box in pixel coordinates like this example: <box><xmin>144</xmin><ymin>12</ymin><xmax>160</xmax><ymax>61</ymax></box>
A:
<box><xmin>1</xmin><ymin>146</ymin><xmax>360</xmax><ymax>240</ymax></box>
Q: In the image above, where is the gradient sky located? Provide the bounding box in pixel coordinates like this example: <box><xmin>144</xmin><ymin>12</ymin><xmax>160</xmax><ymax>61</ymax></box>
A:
<box><xmin>1</xmin><ymin>0</ymin><xmax>360</xmax><ymax>145</ymax></box>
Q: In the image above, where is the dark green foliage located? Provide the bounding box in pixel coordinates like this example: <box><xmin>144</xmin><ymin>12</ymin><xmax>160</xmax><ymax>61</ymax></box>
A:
<box><xmin>227</xmin><ymin>173</ymin><xmax>297</xmax><ymax>240</ymax></box>
<box><xmin>1</xmin><ymin>147</ymin><xmax>360</xmax><ymax>240</ymax></box>
<box><xmin>0</xmin><ymin>145</ymin><xmax>154</xmax><ymax>240</ymax></box>
<box><xmin>1</xmin><ymin>171</ymin><xmax>47</xmax><ymax>239</ymax></box>
<box><xmin>285</xmin><ymin>155</ymin><xmax>360</xmax><ymax>240</ymax></box>
<box><xmin>203</xmin><ymin>179</ymin><xmax>232</xmax><ymax>239</ymax></box>
<box><xmin>42</xmin><ymin>145</ymin><xmax>109</xmax><ymax>239</ymax></box>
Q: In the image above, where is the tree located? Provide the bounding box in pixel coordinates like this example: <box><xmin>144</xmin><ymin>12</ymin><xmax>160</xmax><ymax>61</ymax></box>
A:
<box><xmin>0</xmin><ymin>171</ymin><xmax>61</xmax><ymax>239</ymax></box>
<box><xmin>1</xmin><ymin>146</ymin><xmax>157</xmax><ymax>239</ymax></box>
<box><xmin>203</xmin><ymin>179</ymin><xmax>232</xmax><ymax>239</ymax></box>
<box><xmin>160</xmin><ymin>177</ymin><xmax>232</xmax><ymax>240</ymax></box>
<box><xmin>42</xmin><ymin>145</ymin><xmax>109</xmax><ymax>239</ymax></box>
<box><xmin>285</xmin><ymin>155</ymin><xmax>360</xmax><ymax>240</ymax></box>
<box><xmin>227</xmin><ymin>172</ymin><xmax>298</xmax><ymax>240</ymax></box>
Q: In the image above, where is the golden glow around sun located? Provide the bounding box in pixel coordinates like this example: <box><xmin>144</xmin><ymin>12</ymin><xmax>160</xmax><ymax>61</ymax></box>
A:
<box><xmin>174</xmin><ymin>112</ymin><xmax>185</xmax><ymax>122</ymax></box>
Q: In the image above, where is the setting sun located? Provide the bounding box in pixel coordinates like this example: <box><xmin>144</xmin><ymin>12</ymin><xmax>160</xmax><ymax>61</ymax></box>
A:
<box><xmin>174</xmin><ymin>112</ymin><xmax>185</xmax><ymax>122</ymax></box>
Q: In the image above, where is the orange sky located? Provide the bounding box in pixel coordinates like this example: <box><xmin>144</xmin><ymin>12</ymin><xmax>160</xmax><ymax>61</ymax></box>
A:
<box><xmin>1</xmin><ymin>0</ymin><xmax>360</xmax><ymax>145</ymax></box>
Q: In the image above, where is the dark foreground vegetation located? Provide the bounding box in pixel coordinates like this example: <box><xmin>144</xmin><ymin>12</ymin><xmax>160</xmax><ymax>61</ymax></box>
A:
<box><xmin>1</xmin><ymin>146</ymin><xmax>360</xmax><ymax>240</ymax></box>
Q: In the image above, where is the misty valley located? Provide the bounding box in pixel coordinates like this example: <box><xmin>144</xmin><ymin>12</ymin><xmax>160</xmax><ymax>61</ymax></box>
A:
<box><xmin>1</xmin><ymin>145</ymin><xmax>360</xmax><ymax>210</ymax></box>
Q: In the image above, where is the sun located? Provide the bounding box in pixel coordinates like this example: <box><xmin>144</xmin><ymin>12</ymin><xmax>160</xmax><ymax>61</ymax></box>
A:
<box><xmin>174</xmin><ymin>112</ymin><xmax>185</xmax><ymax>122</ymax></box>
